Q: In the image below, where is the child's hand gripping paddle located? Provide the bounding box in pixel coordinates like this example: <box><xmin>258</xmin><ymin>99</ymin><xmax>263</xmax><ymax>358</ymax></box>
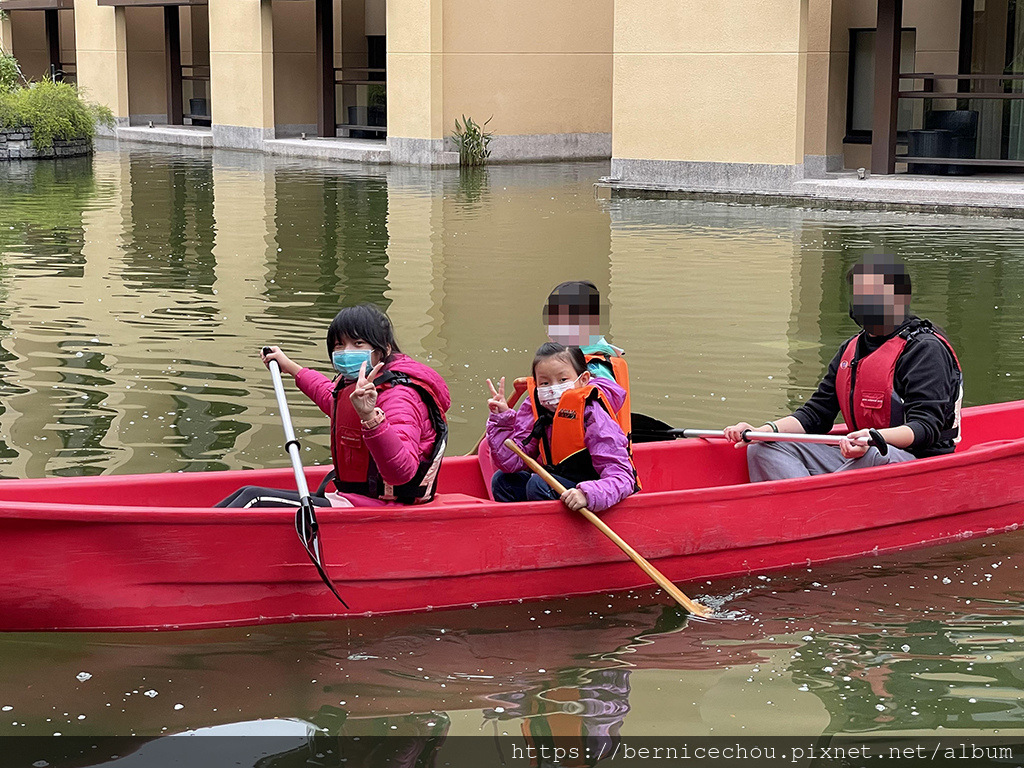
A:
<box><xmin>503</xmin><ymin>439</ymin><xmax>712</xmax><ymax>618</ymax></box>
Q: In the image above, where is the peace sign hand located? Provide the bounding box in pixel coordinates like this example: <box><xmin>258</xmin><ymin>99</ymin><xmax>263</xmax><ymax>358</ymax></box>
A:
<box><xmin>350</xmin><ymin>360</ymin><xmax>385</xmax><ymax>420</ymax></box>
<box><xmin>487</xmin><ymin>377</ymin><xmax>510</xmax><ymax>414</ymax></box>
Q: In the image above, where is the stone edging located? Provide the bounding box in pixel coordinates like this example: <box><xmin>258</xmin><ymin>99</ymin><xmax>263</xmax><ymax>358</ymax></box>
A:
<box><xmin>0</xmin><ymin>127</ymin><xmax>92</xmax><ymax>160</ymax></box>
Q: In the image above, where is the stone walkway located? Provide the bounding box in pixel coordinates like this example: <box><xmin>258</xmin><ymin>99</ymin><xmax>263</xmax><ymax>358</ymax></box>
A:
<box><xmin>793</xmin><ymin>172</ymin><xmax>1024</xmax><ymax>215</ymax></box>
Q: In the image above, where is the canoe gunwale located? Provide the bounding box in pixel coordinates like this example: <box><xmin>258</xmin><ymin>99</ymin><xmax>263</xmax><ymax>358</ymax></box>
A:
<box><xmin>0</xmin><ymin>432</ymin><xmax>1021</xmax><ymax>520</ymax></box>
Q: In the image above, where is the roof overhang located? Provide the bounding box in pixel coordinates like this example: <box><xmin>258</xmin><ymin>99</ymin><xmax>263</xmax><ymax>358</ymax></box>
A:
<box><xmin>0</xmin><ymin>0</ymin><xmax>74</xmax><ymax>10</ymax></box>
<box><xmin>96</xmin><ymin>0</ymin><xmax>206</xmax><ymax>6</ymax></box>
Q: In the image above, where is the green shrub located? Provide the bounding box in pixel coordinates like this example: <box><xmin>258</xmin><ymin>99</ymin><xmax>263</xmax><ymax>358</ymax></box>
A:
<box><xmin>367</xmin><ymin>83</ymin><xmax>387</xmax><ymax>109</ymax></box>
<box><xmin>451</xmin><ymin>115</ymin><xmax>493</xmax><ymax>167</ymax></box>
<box><xmin>0</xmin><ymin>51</ymin><xmax>20</xmax><ymax>93</ymax></box>
<box><xmin>0</xmin><ymin>79</ymin><xmax>114</xmax><ymax>148</ymax></box>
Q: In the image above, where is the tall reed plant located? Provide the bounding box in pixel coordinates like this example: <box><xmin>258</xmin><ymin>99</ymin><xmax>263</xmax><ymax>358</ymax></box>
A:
<box><xmin>451</xmin><ymin>115</ymin><xmax>493</xmax><ymax>167</ymax></box>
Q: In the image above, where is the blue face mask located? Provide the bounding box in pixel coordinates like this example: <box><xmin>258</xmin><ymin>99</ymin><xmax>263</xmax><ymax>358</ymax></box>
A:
<box><xmin>332</xmin><ymin>349</ymin><xmax>374</xmax><ymax>379</ymax></box>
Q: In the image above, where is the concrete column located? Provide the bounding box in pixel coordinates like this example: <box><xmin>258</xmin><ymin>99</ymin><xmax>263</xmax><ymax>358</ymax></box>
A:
<box><xmin>385</xmin><ymin>0</ymin><xmax>449</xmax><ymax>165</ymax></box>
<box><xmin>0</xmin><ymin>12</ymin><xmax>13</xmax><ymax>56</ymax></box>
<box><xmin>611</xmin><ymin>0</ymin><xmax>810</xmax><ymax>194</ymax></box>
<box><xmin>74</xmin><ymin>0</ymin><xmax>130</xmax><ymax>127</ymax></box>
<box><xmin>870</xmin><ymin>0</ymin><xmax>902</xmax><ymax>174</ymax></box>
<box><xmin>803</xmin><ymin>0</ymin><xmax>849</xmax><ymax>176</ymax></box>
<box><xmin>209</xmin><ymin>0</ymin><xmax>275</xmax><ymax>149</ymax></box>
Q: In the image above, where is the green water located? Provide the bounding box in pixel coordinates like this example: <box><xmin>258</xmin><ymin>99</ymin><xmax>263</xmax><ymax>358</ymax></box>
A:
<box><xmin>2</xmin><ymin>145</ymin><xmax>1024</xmax><ymax>751</ymax></box>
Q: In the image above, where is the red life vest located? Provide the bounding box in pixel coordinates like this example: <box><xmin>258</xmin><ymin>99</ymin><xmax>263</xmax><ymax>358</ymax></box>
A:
<box><xmin>327</xmin><ymin>370</ymin><xmax>448</xmax><ymax>504</ymax></box>
<box><xmin>834</xmin><ymin>323</ymin><xmax>963</xmax><ymax>443</ymax></box>
<box><xmin>526</xmin><ymin>381</ymin><xmax>640</xmax><ymax>489</ymax></box>
<box><xmin>584</xmin><ymin>353</ymin><xmax>632</xmax><ymax>439</ymax></box>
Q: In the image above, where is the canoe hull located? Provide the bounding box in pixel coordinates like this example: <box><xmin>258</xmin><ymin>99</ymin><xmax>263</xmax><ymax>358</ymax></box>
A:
<box><xmin>2</xmin><ymin>400</ymin><xmax>1023</xmax><ymax>631</ymax></box>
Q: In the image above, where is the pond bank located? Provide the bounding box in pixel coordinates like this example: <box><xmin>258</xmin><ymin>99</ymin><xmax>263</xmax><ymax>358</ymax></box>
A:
<box><xmin>0</xmin><ymin>126</ymin><xmax>91</xmax><ymax>161</ymax></box>
<box><xmin>597</xmin><ymin>171</ymin><xmax>1024</xmax><ymax>218</ymax></box>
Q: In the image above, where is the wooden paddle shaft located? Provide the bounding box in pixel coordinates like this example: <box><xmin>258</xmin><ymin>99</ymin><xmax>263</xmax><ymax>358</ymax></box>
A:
<box><xmin>502</xmin><ymin>439</ymin><xmax>711</xmax><ymax>618</ymax></box>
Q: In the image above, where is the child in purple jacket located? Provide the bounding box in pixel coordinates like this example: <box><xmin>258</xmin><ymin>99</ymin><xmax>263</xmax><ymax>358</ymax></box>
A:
<box><xmin>485</xmin><ymin>343</ymin><xmax>638</xmax><ymax>512</ymax></box>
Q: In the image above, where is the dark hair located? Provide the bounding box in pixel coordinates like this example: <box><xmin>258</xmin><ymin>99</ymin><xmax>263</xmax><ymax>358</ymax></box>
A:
<box><xmin>846</xmin><ymin>254</ymin><xmax>912</xmax><ymax>296</ymax></box>
<box><xmin>543</xmin><ymin>280</ymin><xmax>602</xmax><ymax>322</ymax></box>
<box><xmin>532</xmin><ymin>342</ymin><xmax>588</xmax><ymax>379</ymax></box>
<box><xmin>326</xmin><ymin>304</ymin><xmax>401</xmax><ymax>361</ymax></box>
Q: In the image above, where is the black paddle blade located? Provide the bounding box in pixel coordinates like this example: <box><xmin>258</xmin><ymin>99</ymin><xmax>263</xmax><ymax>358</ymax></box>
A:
<box><xmin>868</xmin><ymin>428</ymin><xmax>889</xmax><ymax>457</ymax></box>
<box><xmin>295</xmin><ymin>499</ymin><xmax>349</xmax><ymax>609</ymax></box>
<box><xmin>630</xmin><ymin>412</ymin><xmax>679</xmax><ymax>444</ymax></box>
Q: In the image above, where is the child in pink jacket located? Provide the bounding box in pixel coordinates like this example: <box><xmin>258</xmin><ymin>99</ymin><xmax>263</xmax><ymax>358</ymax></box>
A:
<box><xmin>216</xmin><ymin>304</ymin><xmax>450</xmax><ymax>508</ymax></box>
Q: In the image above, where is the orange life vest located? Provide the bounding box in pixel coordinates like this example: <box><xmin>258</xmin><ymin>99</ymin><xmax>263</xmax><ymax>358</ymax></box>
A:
<box><xmin>584</xmin><ymin>353</ymin><xmax>632</xmax><ymax>439</ymax></box>
<box><xmin>526</xmin><ymin>381</ymin><xmax>640</xmax><ymax>489</ymax></box>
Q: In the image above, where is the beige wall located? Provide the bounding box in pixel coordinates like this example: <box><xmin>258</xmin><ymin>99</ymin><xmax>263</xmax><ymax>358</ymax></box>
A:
<box><xmin>4</xmin><ymin>8</ymin><xmax>74</xmax><ymax>80</ymax></box>
<box><xmin>9</xmin><ymin>10</ymin><xmax>47</xmax><ymax>81</ymax></box>
<box><xmin>209</xmin><ymin>0</ymin><xmax>275</xmax><ymax>134</ymax></box>
<box><xmin>613</xmin><ymin>0</ymin><xmax>809</xmax><ymax>166</ymax></box>
<box><xmin>387</xmin><ymin>0</ymin><xmax>613</xmax><ymax>142</ymax></box>
<box><xmin>74</xmin><ymin>0</ymin><xmax>129</xmax><ymax>121</ymax></box>
<box><xmin>125</xmin><ymin>6</ymin><xmax>166</xmax><ymax>122</ymax></box>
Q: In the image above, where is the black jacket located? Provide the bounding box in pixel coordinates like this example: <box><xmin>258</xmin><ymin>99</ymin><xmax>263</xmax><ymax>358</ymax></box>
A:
<box><xmin>792</xmin><ymin>318</ymin><xmax>961</xmax><ymax>458</ymax></box>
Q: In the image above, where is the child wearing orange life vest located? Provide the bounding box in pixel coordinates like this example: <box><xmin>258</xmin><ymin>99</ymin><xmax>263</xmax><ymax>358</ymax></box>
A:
<box><xmin>485</xmin><ymin>343</ymin><xmax>638</xmax><ymax>512</ymax></box>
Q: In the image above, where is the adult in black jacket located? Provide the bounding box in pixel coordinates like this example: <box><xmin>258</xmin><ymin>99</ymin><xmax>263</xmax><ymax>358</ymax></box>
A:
<box><xmin>723</xmin><ymin>254</ymin><xmax>962</xmax><ymax>482</ymax></box>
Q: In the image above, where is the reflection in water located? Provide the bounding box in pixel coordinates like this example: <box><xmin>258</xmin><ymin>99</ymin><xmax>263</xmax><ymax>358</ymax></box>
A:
<box><xmin>2</xmin><ymin>532</ymin><xmax>1024</xmax><ymax>743</ymax></box>
<box><xmin>4</xmin><ymin>146</ymin><xmax>1024</xmax><ymax>475</ymax></box>
<box><xmin>4</xmin><ymin>146</ymin><xmax>1024</xmax><ymax>745</ymax></box>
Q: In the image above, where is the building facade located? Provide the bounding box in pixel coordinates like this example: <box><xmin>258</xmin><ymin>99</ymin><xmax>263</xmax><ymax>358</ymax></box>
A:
<box><xmin>1</xmin><ymin>0</ymin><xmax>1020</xmax><ymax>189</ymax></box>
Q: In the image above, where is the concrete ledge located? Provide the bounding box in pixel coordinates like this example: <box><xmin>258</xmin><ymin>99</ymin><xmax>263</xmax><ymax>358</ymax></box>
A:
<box><xmin>803</xmin><ymin>154</ymin><xmax>844</xmax><ymax>178</ymax></box>
<box><xmin>610</xmin><ymin>157</ymin><xmax>805</xmax><ymax>194</ymax></box>
<box><xmin>597</xmin><ymin>172</ymin><xmax>1024</xmax><ymax>217</ymax></box>
<box><xmin>117</xmin><ymin>125</ymin><xmax>213</xmax><ymax>148</ymax></box>
<box><xmin>485</xmin><ymin>132</ymin><xmax>612</xmax><ymax>162</ymax></box>
<box><xmin>264</xmin><ymin>137</ymin><xmax>390</xmax><ymax>164</ymax></box>
<box><xmin>388</xmin><ymin>137</ymin><xmax>459</xmax><ymax>168</ymax></box>
<box><xmin>795</xmin><ymin>175</ymin><xmax>1024</xmax><ymax>214</ymax></box>
<box><xmin>212</xmin><ymin>125</ymin><xmax>275</xmax><ymax>151</ymax></box>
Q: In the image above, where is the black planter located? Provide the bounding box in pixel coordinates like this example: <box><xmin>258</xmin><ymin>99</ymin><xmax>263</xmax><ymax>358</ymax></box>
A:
<box><xmin>189</xmin><ymin>98</ymin><xmax>211</xmax><ymax>128</ymax></box>
<box><xmin>347</xmin><ymin>106</ymin><xmax>387</xmax><ymax>139</ymax></box>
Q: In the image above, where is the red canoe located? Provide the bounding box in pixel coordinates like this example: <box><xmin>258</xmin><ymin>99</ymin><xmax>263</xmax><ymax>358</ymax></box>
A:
<box><xmin>1</xmin><ymin>400</ymin><xmax>1023</xmax><ymax>632</ymax></box>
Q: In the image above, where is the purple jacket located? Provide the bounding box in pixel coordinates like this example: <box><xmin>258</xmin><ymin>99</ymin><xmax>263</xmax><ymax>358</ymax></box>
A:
<box><xmin>485</xmin><ymin>376</ymin><xmax>636</xmax><ymax>512</ymax></box>
<box><xmin>295</xmin><ymin>354</ymin><xmax>451</xmax><ymax>493</ymax></box>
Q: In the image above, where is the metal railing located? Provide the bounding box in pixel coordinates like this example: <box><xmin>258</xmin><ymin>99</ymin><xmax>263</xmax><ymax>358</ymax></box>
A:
<box><xmin>334</xmin><ymin>66</ymin><xmax>386</xmax><ymax>138</ymax></box>
<box><xmin>896</xmin><ymin>73</ymin><xmax>1024</xmax><ymax>168</ymax></box>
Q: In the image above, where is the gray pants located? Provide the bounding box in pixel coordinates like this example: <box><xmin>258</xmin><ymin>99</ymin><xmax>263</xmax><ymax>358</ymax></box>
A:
<box><xmin>746</xmin><ymin>440</ymin><xmax>917</xmax><ymax>483</ymax></box>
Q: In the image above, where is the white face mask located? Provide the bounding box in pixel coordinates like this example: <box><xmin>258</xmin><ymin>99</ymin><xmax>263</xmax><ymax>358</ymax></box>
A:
<box><xmin>547</xmin><ymin>324</ymin><xmax>602</xmax><ymax>347</ymax></box>
<box><xmin>537</xmin><ymin>374</ymin><xmax>583</xmax><ymax>411</ymax></box>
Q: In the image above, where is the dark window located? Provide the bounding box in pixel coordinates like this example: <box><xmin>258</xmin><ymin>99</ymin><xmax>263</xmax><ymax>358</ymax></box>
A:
<box><xmin>845</xmin><ymin>28</ymin><xmax>918</xmax><ymax>143</ymax></box>
<box><xmin>367</xmin><ymin>35</ymin><xmax>385</xmax><ymax>81</ymax></box>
